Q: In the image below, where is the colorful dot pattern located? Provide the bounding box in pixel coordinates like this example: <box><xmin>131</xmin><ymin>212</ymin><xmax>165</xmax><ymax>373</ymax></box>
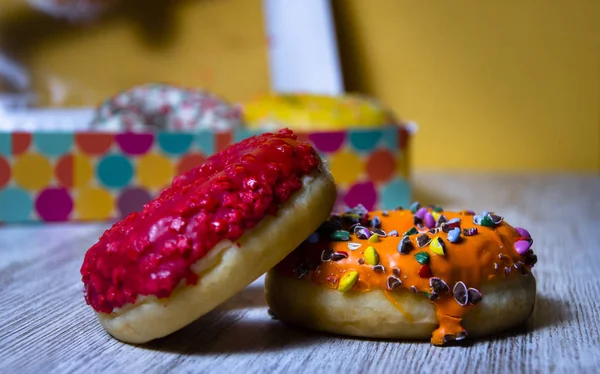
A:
<box><xmin>0</xmin><ymin>126</ymin><xmax>411</xmax><ymax>222</ymax></box>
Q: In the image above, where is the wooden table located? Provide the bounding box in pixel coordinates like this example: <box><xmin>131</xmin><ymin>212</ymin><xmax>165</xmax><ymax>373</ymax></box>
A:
<box><xmin>2</xmin><ymin>173</ymin><xmax>599</xmax><ymax>373</ymax></box>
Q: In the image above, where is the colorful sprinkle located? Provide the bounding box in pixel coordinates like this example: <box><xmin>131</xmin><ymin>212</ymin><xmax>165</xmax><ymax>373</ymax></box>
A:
<box><xmin>368</xmin><ymin>233</ymin><xmax>380</xmax><ymax>243</ymax></box>
<box><xmin>453</xmin><ymin>281</ymin><xmax>468</xmax><ymax>306</ymax></box>
<box><xmin>514</xmin><ymin>240</ymin><xmax>532</xmax><ymax>255</ymax></box>
<box><xmin>432</xmin><ymin>211</ymin><xmax>441</xmax><ymax>222</ymax></box>
<box><xmin>404</xmin><ymin>227</ymin><xmax>419</xmax><ymax>236</ymax></box>
<box><xmin>463</xmin><ymin>227</ymin><xmax>478</xmax><ymax>236</ymax></box>
<box><xmin>347</xmin><ymin>242</ymin><xmax>361</xmax><ymax>251</ymax></box>
<box><xmin>447</xmin><ymin>228</ymin><xmax>461</xmax><ymax>243</ymax></box>
<box><xmin>306</xmin><ymin>232</ymin><xmax>320</xmax><ymax>244</ymax></box>
<box><xmin>415</xmin><ymin>251</ymin><xmax>430</xmax><ymax>265</ymax></box>
<box><xmin>430</xmin><ymin>237</ymin><xmax>446</xmax><ymax>256</ymax></box>
<box><xmin>330</xmin><ymin>251</ymin><xmax>349</xmax><ymax>261</ymax></box>
<box><xmin>430</xmin><ymin>277</ymin><xmax>450</xmax><ymax>294</ymax></box>
<box><xmin>387</xmin><ymin>276</ymin><xmax>402</xmax><ymax>290</ymax></box>
<box><xmin>424</xmin><ymin>212</ymin><xmax>436</xmax><ymax>229</ymax></box>
<box><xmin>371</xmin><ymin>216</ymin><xmax>382</xmax><ymax>228</ymax></box>
<box><xmin>410</xmin><ymin>202</ymin><xmax>421</xmax><ymax>213</ymax></box>
<box><xmin>415</xmin><ymin>207</ymin><xmax>428</xmax><ymax>219</ymax></box>
<box><xmin>373</xmin><ymin>264</ymin><xmax>385</xmax><ymax>273</ymax></box>
<box><xmin>365</xmin><ymin>246</ymin><xmax>380</xmax><ymax>266</ymax></box>
<box><xmin>382</xmin><ymin>210</ymin><xmax>389</xmax><ymax>217</ymax></box>
<box><xmin>388</xmin><ymin>230</ymin><xmax>399</xmax><ymax>237</ymax></box>
<box><xmin>331</xmin><ymin>230</ymin><xmax>350</xmax><ymax>241</ymax></box>
<box><xmin>468</xmin><ymin>288</ymin><xmax>482</xmax><ymax>304</ymax></box>
<box><xmin>515</xmin><ymin>227</ymin><xmax>531</xmax><ymax>238</ymax></box>
<box><xmin>433</xmin><ymin>206</ymin><xmax>444</xmax><ymax>213</ymax></box>
<box><xmin>355</xmin><ymin>227</ymin><xmax>371</xmax><ymax>240</ymax></box>
<box><xmin>398</xmin><ymin>236</ymin><xmax>413</xmax><ymax>254</ymax></box>
<box><xmin>418</xmin><ymin>264</ymin><xmax>433</xmax><ymax>278</ymax></box>
<box><xmin>338</xmin><ymin>271</ymin><xmax>359</xmax><ymax>292</ymax></box>
<box><xmin>416</xmin><ymin>233</ymin><xmax>432</xmax><ymax>247</ymax></box>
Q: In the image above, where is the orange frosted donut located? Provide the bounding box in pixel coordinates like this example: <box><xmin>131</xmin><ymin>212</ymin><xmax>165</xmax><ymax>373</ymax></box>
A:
<box><xmin>266</xmin><ymin>204</ymin><xmax>538</xmax><ymax>345</ymax></box>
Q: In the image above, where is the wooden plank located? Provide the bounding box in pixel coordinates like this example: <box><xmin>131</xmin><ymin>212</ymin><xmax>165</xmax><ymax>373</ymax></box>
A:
<box><xmin>1</xmin><ymin>173</ymin><xmax>599</xmax><ymax>373</ymax></box>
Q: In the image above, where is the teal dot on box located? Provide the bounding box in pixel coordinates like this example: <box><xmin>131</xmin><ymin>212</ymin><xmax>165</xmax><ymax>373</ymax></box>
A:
<box><xmin>195</xmin><ymin>131</ymin><xmax>215</xmax><ymax>156</ymax></box>
<box><xmin>34</xmin><ymin>133</ymin><xmax>73</xmax><ymax>156</ymax></box>
<box><xmin>158</xmin><ymin>133</ymin><xmax>194</xmax><ymax>155</ymax></box>
<box><xmin>349</xmin><ymin>129</ymin><xmax>382</xmax><ymax>152</ymax></box>
<box><xmin>234</xmin><ymin>129</ymin><xmax>262</xmax><ymax>143</ymax></box>
<box><xmin>0</xmin><ymin>187</ymin><xmax>33</xmax><ymax>222</ymax></box>
<box><xmin>0</xmin><ymin>133</ymin><xmax>10</xmax><ymax>156</ymax></box>
<box><xmin>381</xmin><ymin>126</ymin><xmax>398</xmax><ymax>150</ymax></box>
<box><xmin>97</xmin><ymin>154</ymin><xmax>134</xmax><ymax>188</ymax></box>
<box><xmin>381</xmin><ymin>177</ymin><xmax>412</xmax><ymax>210</ymax></box>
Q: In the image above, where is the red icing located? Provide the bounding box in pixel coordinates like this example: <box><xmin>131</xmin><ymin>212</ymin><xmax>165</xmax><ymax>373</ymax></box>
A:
<box><xmin>80</xmin><ymin>129</ymin><xmax>320</xmax><ymax>313</ymax></box>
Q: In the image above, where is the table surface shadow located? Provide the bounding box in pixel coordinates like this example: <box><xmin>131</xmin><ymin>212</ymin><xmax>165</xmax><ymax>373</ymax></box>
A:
<box><xmin>1</xmin><ymin>172</ymin><xmax>599</xmax><ymax>374</ymax></box>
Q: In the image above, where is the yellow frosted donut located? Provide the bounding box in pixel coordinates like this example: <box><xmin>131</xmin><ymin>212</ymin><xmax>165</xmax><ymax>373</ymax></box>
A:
<box><xmin>241</xmin><ymin>93</ymin><xmax>397</xmax><ymax>131</ymax></box>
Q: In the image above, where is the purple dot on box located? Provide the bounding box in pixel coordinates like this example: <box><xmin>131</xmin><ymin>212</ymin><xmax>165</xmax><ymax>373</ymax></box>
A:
<box><xmin>118</xmin><ymin>188</ymin><xmax>153</xmax><ymax>217</ymax></box>
<box><xmin>308</xmin><ymin>131</ymin><xmax>346</xmax><ymax>153</ymax></box>
<box><xmin>115</xmin><ymin>133</ymin><xmax>154</xmax><ymax>155</ymax></box>
<box><xmin>35</xmin><ymin>188</ymin><xmax>73</xmax><ymax>222</ymax></box>
<box><xmin>343</xmin><ymin>181</ymin><xmax>377</xmax><ymax>211</ymax></box>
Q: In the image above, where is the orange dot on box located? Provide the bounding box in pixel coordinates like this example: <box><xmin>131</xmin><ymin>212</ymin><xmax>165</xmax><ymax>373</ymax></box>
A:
<box><xmin>12</xmin><ymin>133</ymin><xmax>31</xmax><ymax>155</ymax></box>
<box><xmin>0</xmin><ymin>156</ymin><xmax>10</xmax><ymax>188</ymax></box>
<box><xmin>75</xmin><ymin>133</ymin><xmax>114</xmax><ymax>155</ymax></box>
<box><xmin>366</xmin><ymin>149</ymin><xmax>395</xmax><ymax>182</ymax></box>
<box><xmin>177</xmin><ymin>153</ymin><xmax>206</xmax><ymax>175</ymax></box>
<box><xmin>55</xmin><ymin>155</ymin><xmax>74</xmax><ymax>187</ymax></box>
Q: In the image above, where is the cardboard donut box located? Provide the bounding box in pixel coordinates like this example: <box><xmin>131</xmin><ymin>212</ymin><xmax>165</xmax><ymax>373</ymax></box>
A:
<box><xmin>0</xmin><ymin>124</ymin><xmax>412</xmax><ymax>223</ymax></box>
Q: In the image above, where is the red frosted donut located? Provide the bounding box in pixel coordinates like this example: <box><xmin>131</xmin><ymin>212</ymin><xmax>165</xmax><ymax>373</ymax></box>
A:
<box><xmin>80</xmin><ymin>129</ymin><xmax>336</xmax><ymax>343</ymax></box>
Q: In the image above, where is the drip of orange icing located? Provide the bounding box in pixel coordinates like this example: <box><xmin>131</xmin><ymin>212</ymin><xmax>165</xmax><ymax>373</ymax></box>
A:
<box><xmin>274</xmin><ymin>208</ymin><xmax>535</xmax><ymax>345</ymax></box>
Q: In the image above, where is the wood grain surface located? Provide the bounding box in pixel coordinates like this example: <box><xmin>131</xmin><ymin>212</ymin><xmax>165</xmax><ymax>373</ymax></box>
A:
<box><xmin>1</xmin><ymin>173</ymin><xmax>599</xmax><ymax>374</ymax></box>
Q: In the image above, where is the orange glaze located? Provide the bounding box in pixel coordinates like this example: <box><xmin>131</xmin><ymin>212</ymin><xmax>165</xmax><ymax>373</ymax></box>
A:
<box><xmin>274</xmin><ymin>208</ymin><xmax>536</xmax><ymax>345</ymax></box>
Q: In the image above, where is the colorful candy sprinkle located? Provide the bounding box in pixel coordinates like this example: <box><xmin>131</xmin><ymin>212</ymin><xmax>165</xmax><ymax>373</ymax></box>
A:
<box><xmin>306</xmin><ymin>232</ymin><xmax>320</xmax><ymax>244</ymax></box>
<box><xmin>453</xmin><ymin>281</ymin><xmax>468</xmax><ymax>306</ymax></box>
<box><xmin>430</xmin><ymin>237</ymin><xmax>446</xmax><ymax>256</ymax></box>
<box><xmin>368</xmin><ymin>233</ymin><xmax>380</xmax><ymax>243</ymax></box>
<box><xmin>387</xmin><ymin>276</ymin><xmax>402</xmax><ymax>290</ymax></box>
<box><xmin>410</xmin><ymin>202</ymin><xmax>421</xmax><ymax>214</ymax></box>
<box><xmin>355</xmin><ymin>227</ymin><xmax>371</xmax><ymax>240</ymax></box>
<box><xmin>432</xmin><ymin>212</ymin><xmax>441</xmax><ymax>222</ymax></box>
<box><xmin>515</xmin><ymin>227</ymin><xmax>531</xmax><ymax>238</ymax></box>
<box><xmin>433</xmin><ymin>206</ymin><xmax>444</xmax><ymax>213</ymax></box>
<box><xmin>514</xmin><ymin>240</ymin><xmax>532</xmax><ymax>255</ymax></box>
<box><xmin>447</xmin><ymin>228</ymin><xmax>461</xmax><ymax>243</ymax></box>
<box><xmin>447</xmin><ymin>217</ymin><xmax>461</xmax><ymax>228</ymax></box>
<box><xmin>371</xmin><ymin>216</ymin><xmax>382</xmax><ymax>228</ymax></box>
<box><xmin>415</xmin><ymin>207</ymin><xmax>429</xmax><ymax>219</ymax></box>
<box><xmin>365</xmin><ymin>246</ymin><xmax>380</xmax><ymax>266</ymax></box>
<box><xmin>424</xmin><ymin>212</ymin><xmax>436</xmax><ymax>229</ymax></box>
<box><xmin>382</xmin><ymin>210</ymin><xmax>389</xmax><ymax>217</ymax></box>
<box><xmin>330</xmin><ymin>230</ymin><xmax>350</xmax><ymax>241</ymax></box>
<box><xmin>398</xmin><ymin>236</ymin><xmax>413</xmax><ymax>254</ymax></box>
<box><xmin>388</xmin><ymin>230</ymin><xmax>399</xmax><ymax>237</ymax></box>
<box><xmin>338</xmin><ymin>271</ymin><xmax>359</xmax><ymax>292</ymax></box>
<box><xmin>418</xmin><ymin>264</ymin><xmax>433</xmax><ymax>278</ymax></box>
<box><xmin>463</xmin><ymin>227</ymin><xmax>478</xmax><ymax>236</ymax></box>
<box><xmin>480</xmin><ymin>215</ymin><xmax>495</xmax><ymax>227</ymax></box>
<box><xmin>404</xmin><ymin>227</ymin><xmax>419</xmax><ymax>236</ymax></box>
<box><xmin>415</xmin><ymin>251</ymin><xmax>430</xmax><ymax>265</ymax></box>
<box><xmin>347</xmin><ymin>242</ymin><xmax>361</xmax><ymax>251</ymax></box>
<box><xmin>416</xmin><ymin>234</ymin><xmax>432</xmax><ymax>247</ymax></box>
<box><xmin>468</xmin><ymin>288</ymin><xmax>482</xmax><ymax>304</ymax></box>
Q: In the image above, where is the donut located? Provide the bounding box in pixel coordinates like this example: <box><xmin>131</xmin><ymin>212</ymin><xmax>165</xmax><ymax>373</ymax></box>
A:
<box><xmin>266</xmin><ymin>204</ymin><xmax>538</xmax><ymax>345</ymax></box>
<box><xmin>241</xmin><ymin>93</ymin><xmax>405</xmax><ymax>131</ymax></box>
<box><xmin>90</xmin><ymin>83</ymin><xmax>244</xmax><ymax>132</ymax></box>
<box><xmin>80</xmin><ymin>129</ymin><xmax>336</xmax><ymax>343</ymax></box>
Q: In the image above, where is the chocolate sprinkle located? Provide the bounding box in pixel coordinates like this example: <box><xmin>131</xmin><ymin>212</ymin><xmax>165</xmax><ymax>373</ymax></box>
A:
<box><xmin>358</xmin><ymin>258</ymin><xmax>365</xmax><ymax>265</ymax></box>
<box><xmin>429</xmin><ymin>293</ymin><xmax>440</xmax><ymax>302</ymax></box>
<box><xmin>382</xmin><ymin>210</ymin><xmax>389</xmax><ymax>217</ymax></box>
<box><xmin>430</xmin><ymin>277</ymin><xmax>450</xmax><ymax>294</ymax></box>
<box><xmin>414</xmin><ymin>216</ymin><xmax>423</xmax><ymax>226</ymax></box>
<box><xmin>398</xmin><ymin>236</ymin><xmax>413</xmax><ymax>254</ymax></box>
<box><xmin>392</xmin><ymin>267</ymin><xmax>401</xmax><ymax>277</ymax></box>
<box><xmin>410</xmin><ymin>286</ymin><xmax>418</xmax><ymax>293</ymax></box>
<box><xmin>463</xmin><ymin>227</ymin><xmax>478</xmax><ymax>236</ymax></box>
<box><xmin>440</xmin><ymin>223</ymin><xmax>452</xmax><ymax>233</ymax></box>
<box><xmin>371</xmin><ymin>228</ymin><xmax>387</xmax><ymax>237</ymax></box>
<box><xmin>444</xmin><ymin>331</ymin><xmax>467</xmax><ymax>343</ymax></box>
<box><xmin>371</xmin><ymin>216</ymin><xmax>382</xmax><ymax>228</ymax></box>
<box><xmin>267</xmin><ymin>308</ymin><xmax>279</xmax><ymax>320</ymax></box>
<box><xmin>416</xmin><ymin>233</ymin><xmax>432</xmax><ymax>247</ymax></box>
<box><xmin>436</xmin><ymin>215</ymin><xmax>448</xmax><ymax>227</ymax></box>
<box><xmin>453</xmin><ymin>281</ymin><xmax>469</xmax><ymax>306</ymax></box>
<box><xmin>372</xmin><ymin>264</ymin><xmax>385</xmax><ymax>273</ymax></box>
<box><xmin>428</xmin><ymin>228</ymin><xmax>440</xmax><ymax>234</ymax></box>
<box><xmin>468</xmin><ymin>288</ymin><xmax>482</xmax><ymax>304</ymax></box>
<box><xmin>295</xmin><ymin>264</ymin><xmax>308</xmax><ymax>279</ymax></box>
<box><xmin>321</xmin><ymin>249</ymin><xmax>333</xmax><ymax>262</ymax></box>
<box><xmin>330</xmin><ymin>251</ymin><xmax>349</xmax><ymax>261</ymax></box>
<box><xmin>387</xmin><ymin>276</ymin><xmax>402</xmax><ymax>290</ymax></box>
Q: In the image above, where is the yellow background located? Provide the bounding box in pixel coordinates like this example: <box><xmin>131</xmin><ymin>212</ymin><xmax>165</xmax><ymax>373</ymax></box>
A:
<box><xmin>1</xmin><ymin>0</ymin><xmax>598</xmax><ymax>172</ymax></box>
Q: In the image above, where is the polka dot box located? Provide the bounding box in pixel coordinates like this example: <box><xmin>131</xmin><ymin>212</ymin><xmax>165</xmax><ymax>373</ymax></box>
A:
<box><xmin>0</xmin><ymin>127</ymin><xmax>411</xmax><ymax>223</ymax></box>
